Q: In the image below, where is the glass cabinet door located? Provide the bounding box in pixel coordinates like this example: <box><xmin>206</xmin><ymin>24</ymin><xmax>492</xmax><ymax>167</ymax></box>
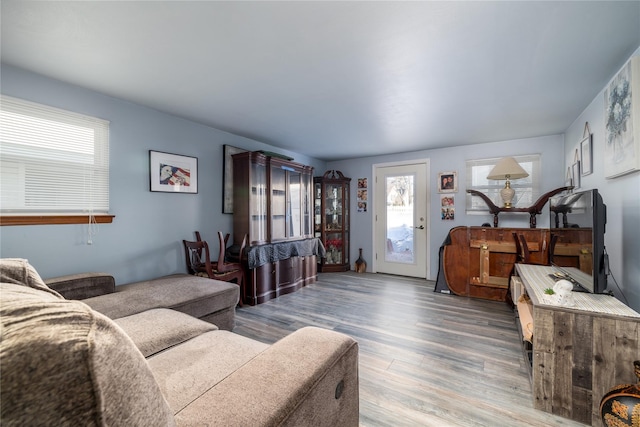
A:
<box><xmin>270</xmin><ymin>166</ymin><xmax>286</xmax><ymax>241</ymax></box>
<box><xmin>236</xmin><ymin>152</ymin><xmax>316</xmax><ymax>248</ymax></box>
<box><xmin>324</xmin><ymin>184</ymin><xmax>343</xmax><ymax>265</ymax></box>
<box><xmin>288</xmin><ymin>171</ymin><xmax>301</xmax><ymax>238</ymax></box>
<box><xmin>250</xmin><ymin>161</ymin><xmax>267</xmax><ymax>243</ymax></box>
<box><xmin>314</xmin><ymin>170</ymin><xmax>351</xmax><ymax>272</ymax></box>
<box><xmin>324</xmin><ymin>184</ymin><xmax>342</xmax><ymax>234</ymax></box>
<box><xmin>343</xmin><ymin>183</ymin><xmax>349</xmax><ymax>265</ymax></box>
<box><xmin>314</xmin><ymin>182</ymin><xmax>322</xmax><ymax>238</ymax></box>
<box><xmin>302</xmin><ymin>172</ymin><xmax>313</xmax><ymax>237</ymax></box>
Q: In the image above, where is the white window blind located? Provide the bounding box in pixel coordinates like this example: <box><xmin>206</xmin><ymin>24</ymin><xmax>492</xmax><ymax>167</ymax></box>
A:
<box><xmin>465</xmin><ymin>154</ymin><xmax>541</xmax><ymax>212</ymax></box>
<box><xmin>1</xmin><ymin>95</ymin><xmax>110</xmax><ymax>214</ymax></box>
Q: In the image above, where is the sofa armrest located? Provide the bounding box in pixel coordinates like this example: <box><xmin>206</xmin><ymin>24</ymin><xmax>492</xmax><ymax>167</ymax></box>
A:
<box><xmin>174</xmin><ymin>326</ymin><xmax>359</xmax><ymax>427</ymax></box>
<box><xmin>45</xmin><ymin>273</ymin><xmax>115</xmax><ymax>300</ymax></box>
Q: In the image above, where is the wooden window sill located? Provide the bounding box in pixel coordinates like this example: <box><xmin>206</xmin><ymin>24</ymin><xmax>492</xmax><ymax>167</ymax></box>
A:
<box><xmin>0</xmin><ymin>215</ymin><xmax>115</xmax><ymax>226</ymax></box>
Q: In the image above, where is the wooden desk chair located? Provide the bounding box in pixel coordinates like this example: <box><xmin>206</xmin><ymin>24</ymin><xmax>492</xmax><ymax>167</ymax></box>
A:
<box><xmin>183</xmin><ymin>232</ymin><xmax>247</xmax><ymax>306</ymax></box>
<box><xmin>513</xmin><ymin>233</ymin><xmax>531</xmax><ymax>264</ymax></box>
<box><xmin>513</xmin><ymin>232</ymin><xmax>550</xmax><ymax>266</ymax></box>
<box><xmin>508</xmin><ymin>232</ymin><xmax>549</xmax><ymax>308</ymax></box>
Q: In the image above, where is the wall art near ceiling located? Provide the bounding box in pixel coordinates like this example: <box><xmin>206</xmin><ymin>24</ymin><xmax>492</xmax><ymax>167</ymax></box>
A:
<box><xmin>604</xmin><ymin>56</ymin><xmax>640</xmax><ymax>179</ymax></box>
<box><xmin>149</xmin><ymin>150</ymin><xmax>198</xmax><ymax>194</ymax></box>
<box><xmin>569</xmin><ymin>148</ymin><xmax>581</xmax><ymax>189</ymax></box>
<box><xmin>223</xmin><ymin>145</ymin><xmax>247</xmax><ymax>213</ymax></box>
<box><xmin>565</xmin><ymin>166</ymin><xmax>573</xmax><ymax>187</ymax></box>
<box><xmin>437</xmin><ymin>171</ymin><xmax>457</xmax><ymax>193</ymax></box>
<box><xmin>580</xmin><ymin>133</ymin><xmax>593</xmax><ymax>176</ymax></box>
<box><xmin>572</xmin><ymin>161</ymin><xmax>581</xmax><ymax>190</ymax></box>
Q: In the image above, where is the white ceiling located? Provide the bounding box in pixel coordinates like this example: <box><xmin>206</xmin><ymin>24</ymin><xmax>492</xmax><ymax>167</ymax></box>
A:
<box><xmin>2</xmin><ymin>1</ymin><xmax>639</xmax><ymax>161</ymax></box>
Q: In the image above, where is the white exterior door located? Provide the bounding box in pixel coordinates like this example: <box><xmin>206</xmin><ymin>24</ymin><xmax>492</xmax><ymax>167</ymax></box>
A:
<box><xmin>374</xmin><ymin>161</ymin><xmax>429</xmax><ymax>278</ymax></box>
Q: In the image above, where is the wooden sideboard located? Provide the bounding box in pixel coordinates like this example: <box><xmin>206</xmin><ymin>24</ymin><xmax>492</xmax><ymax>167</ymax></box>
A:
<box><xmin>245</xmin><ymin>254</ymin><xmax>318</xmax><ymax>305</ymax></box>
<box><xmin>242</xmin><ymin>238</ymin><xmax>323</xmax><ymax>305</ymax></box>
<box><xmin>514</xmin><ymin>264</ymin><xmax>640</xmax><ymax>426</ymax></box>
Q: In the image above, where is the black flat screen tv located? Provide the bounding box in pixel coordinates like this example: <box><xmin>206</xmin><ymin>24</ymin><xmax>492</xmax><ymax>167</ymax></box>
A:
<box><xmin>549</xmin><ymin>189</ymin><xmax>607</xmax><ymax>294</ymax></box>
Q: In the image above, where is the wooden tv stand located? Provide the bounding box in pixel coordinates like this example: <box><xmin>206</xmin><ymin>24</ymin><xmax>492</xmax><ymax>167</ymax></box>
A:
<box><xmin>513</xmin><ymin>264</ymin><xmax>640</xmax><ymax>426</ymax></box>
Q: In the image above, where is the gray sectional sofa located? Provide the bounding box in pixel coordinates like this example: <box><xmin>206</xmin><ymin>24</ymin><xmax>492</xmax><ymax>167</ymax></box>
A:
<box><xmin>0</xmin><ymin>259</ymin><xmax>359</xmax><ymax>426</ymax></box>
<box><xmin>45</xmin><ymin>271</ymin><xmax>239</xmax><ymax>330</ymax></box>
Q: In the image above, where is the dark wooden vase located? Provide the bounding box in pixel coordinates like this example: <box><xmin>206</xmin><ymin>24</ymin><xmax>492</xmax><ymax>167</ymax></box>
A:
<box><xmin>600</xmin><ymin>360</ymin><xmax>640</xmax><ymax>427</ymax></box>
<box><xmin>354</xmin><ymin>248</ymin><xmax>366</xmax><ymax>273</ymax></box>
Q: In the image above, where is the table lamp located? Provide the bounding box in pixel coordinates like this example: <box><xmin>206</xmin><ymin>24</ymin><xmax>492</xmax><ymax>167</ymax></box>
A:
<box><xmin>486</xmin><ymin>157</ymin><xmax>529</xmax><ymax>208</ymax></box>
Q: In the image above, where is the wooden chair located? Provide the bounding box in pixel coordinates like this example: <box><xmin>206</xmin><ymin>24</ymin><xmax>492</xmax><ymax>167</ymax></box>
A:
<box><xmin>513</xmin><ymin>232</ymin><xmax>551</xmax><ymax>266</ymax></box>
<box><xmin>513</xmin><ymin>232</ymin><xmax>531</xmax><ymax>264</ymax></box>
<box><xmin>183</xmin><ymin>232</ymin><xmax>247</xmax><ymax>306</ymax></box>
<box><xmin>508</xmin><ymin>232</ymin><xmax>547</xmax><ymax>308</ymax></box>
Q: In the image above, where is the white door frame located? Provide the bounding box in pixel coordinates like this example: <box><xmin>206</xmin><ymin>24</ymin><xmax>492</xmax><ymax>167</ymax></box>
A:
<box><xmin>371</xmin><ymin>159</ymin><xmax>431</xmax><ymax>278</ymax></box>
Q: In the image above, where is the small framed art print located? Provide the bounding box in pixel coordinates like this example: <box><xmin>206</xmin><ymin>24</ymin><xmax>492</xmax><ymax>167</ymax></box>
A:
<box><xmin>580</xmin><ymin>134</ymin><xmax>592</xmax><ymax>176</ymax></box>
<box><xmin>149</xmin><ymin>150</ymin><xmax>198</xmax><ymax>194</ymax></box>
<box><xmin>437</xmin><ymin>171</ymin><xmax>457</xmax><ymax>193</ymax></box>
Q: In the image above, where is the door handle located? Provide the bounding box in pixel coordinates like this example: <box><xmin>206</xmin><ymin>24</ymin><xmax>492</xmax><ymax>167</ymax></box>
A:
<box><xmin>415</xmin><ymin>225</ymin><xmax>425</xmax><ymax>229</ymax></box>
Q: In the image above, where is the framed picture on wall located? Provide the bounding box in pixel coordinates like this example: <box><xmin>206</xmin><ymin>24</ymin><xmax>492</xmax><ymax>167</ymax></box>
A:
<box><xmin>580</xmin><ymin>134</ymin><xmax>593</xmax><ymax>176</ymax></box>
<box><xmin>565</xmin><ymin>166</ymin><xmax>573</xmax><ymax>187</ymax></box>
<box><xmin>572</xmin><ymin>161</ymin><xmax>581</xmax><ymax>190</ymax></box>
<box><xmin>149</xmin><ymin>150</ymin><xmax>198</xmax><ymax>194</ymax></box>
<box><xmin>437</xmin><ymin>171</ymin><xmax>457</xmax><ymax>193</ymax></box>
<box><xmin>604</xmin><ymin>56</ymin><xmax>640</xmax><ymax>178</ymax></box>
<box><xmin>440</xmin><ymin>195</ymin><xmax>455</xmax><ymax>221</ymax></box>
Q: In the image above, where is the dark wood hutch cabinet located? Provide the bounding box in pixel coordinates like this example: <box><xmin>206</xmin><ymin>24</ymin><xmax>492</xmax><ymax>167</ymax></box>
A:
<box><xmin>232</xmin><ymin>151</ymin><xmax>319</xmax><ymax>305</ymax></box>
<box><xmin>314</xmin><ymin>170</ymin><xmax>351</xmax><ymax>272</ymax></box>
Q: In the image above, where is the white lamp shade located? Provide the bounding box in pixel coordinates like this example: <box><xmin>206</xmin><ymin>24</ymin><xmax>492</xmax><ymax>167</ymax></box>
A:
<box><xmin>487</xmin><ymin>157</ymin><xmax>529</xmax><ymax>180</ymax></box>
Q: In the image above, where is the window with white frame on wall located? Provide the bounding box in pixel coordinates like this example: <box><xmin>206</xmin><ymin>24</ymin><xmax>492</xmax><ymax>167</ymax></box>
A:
<box><xmin>0</xmin><ymin>95</ymin><xmax>112</xmax><ymax>225</ymax></box>
<box><xmin>465</xmin><ymin>154</ymin><xmax>541</xmax><ymax>213</ymax></box>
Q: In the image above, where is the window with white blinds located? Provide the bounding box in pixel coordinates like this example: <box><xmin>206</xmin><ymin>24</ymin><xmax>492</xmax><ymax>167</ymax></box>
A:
<box><xmin>1</xmin><ymin>95</ymin><xmax>110</xmax><ymax>214</ymax></box>
<box><xmin>465</xmin><ymin>154</ymin><xmax>541</xmax><ymax>212</ymax></box>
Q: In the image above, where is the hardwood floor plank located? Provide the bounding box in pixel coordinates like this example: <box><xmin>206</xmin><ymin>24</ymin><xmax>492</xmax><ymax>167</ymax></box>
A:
<box><xmin>234</xmin><ymin>272</ymin><xmax>588</xmax><ymax>426</ymax></box>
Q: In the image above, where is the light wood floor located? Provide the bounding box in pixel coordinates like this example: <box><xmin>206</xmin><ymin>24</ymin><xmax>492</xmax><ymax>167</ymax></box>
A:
<box><xmin>234</xmin><ymin>272</ymin><xmax>588</xmax><ymax>427</ymax></box>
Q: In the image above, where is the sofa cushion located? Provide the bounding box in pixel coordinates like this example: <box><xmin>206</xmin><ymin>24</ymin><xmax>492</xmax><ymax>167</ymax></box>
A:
<box><xmin>0</xmin><ymin>283</ymin><xmax>175</xmax><ymax>426</ymax></box>
<box><xmin>83</xmin><ymin>274</ymin><xmax>238</xmax><ymax>321</ymax></box>
<box><xmin>148</xmin><ymin>330</ymin><xmax>269</xmax><ymax>414</ymax></box>
<box><xmin>174</xmin><ymin>327</ymin><xmax>360</xmax><ymax>427</ymax></box>
<box><xmin>0</xmin><ymin>258</ymin><xmax>63</xmax><ymax>299</ymax></box>
<box><xmin>114</xmin><ymin>308</ymin><xmax>218</xmax><ymax>357</ymax></box>
<box><xmin>45</xmin><ymin>272</ymin><xmax>115</xmax><ymax>300</ymax></box>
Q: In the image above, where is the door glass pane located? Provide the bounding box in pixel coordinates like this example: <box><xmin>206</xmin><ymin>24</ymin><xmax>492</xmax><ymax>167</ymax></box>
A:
<box><xmin>385</xmin><ymin>174</ymin><xmax>415</xmax><ymax>264</ymax></box>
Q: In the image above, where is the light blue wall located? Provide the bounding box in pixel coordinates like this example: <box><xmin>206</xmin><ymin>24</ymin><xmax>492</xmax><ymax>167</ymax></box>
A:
<box><xmin>562</xmin><ymin>49</ymin><xmax>640</xmax><ymax>312</ymax></box>
<box><xmin>0</xmin><ymin>64</ymin><xmax>326</xmax><ymax>284</ymax></box>
<box><xmin>3</xmin><ymin>57</ymin><xmax>638</xmax><ymax>312</ymax></box>
<box><xmin>327</xmin><ymin>135</ymin><xmax>565</xmax><ymax>282</ymax></box>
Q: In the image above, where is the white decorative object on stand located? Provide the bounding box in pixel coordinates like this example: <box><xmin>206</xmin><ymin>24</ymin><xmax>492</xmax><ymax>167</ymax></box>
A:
<box><xmin>553</xmin><ymin>279</ymin><xmax>575</xmax><ymax>307</ymax></box>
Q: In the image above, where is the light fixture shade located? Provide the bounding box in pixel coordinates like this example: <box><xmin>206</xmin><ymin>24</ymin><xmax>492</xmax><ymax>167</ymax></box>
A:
<box><xmin>487</xmin><ymin>157</ymin><xmax>529</xmax><ymax>180</ymax></box>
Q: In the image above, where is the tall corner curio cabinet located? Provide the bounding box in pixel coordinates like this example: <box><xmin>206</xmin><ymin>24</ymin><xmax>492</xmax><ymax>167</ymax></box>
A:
<box><xmin>314</xmin><ymin>170</ymin><xmax>351</xmax><ymax>272</ymax></box>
